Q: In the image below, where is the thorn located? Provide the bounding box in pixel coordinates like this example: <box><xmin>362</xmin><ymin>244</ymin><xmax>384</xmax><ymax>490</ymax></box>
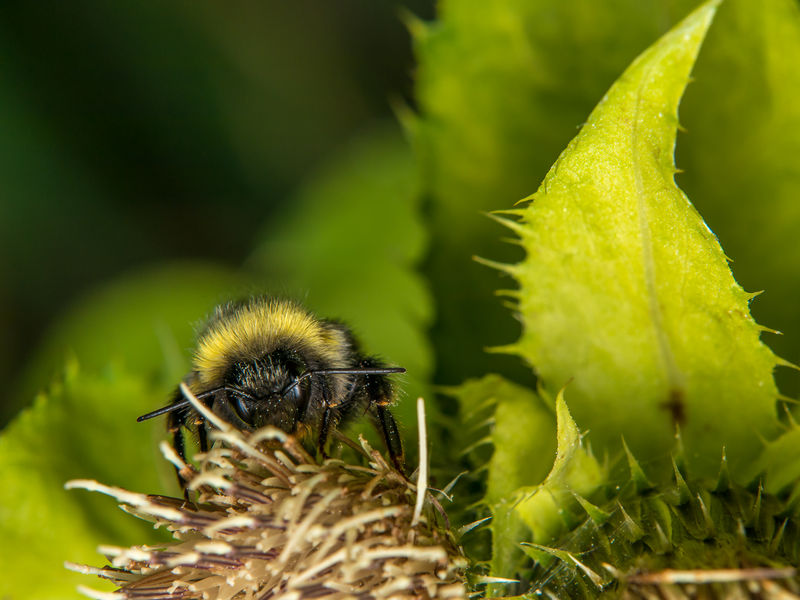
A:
<box><xmin>499</xmin><ymin>235</ymin><xmax>524</xmax><ymax>247</ymax></box>
<box><xmin>494</xmin><ymin>288</ymin><xmax>520</xmax><ymax>299</ymax></box>
<box><xmin>649</xmin><ymin>522</ymin><xmax>672</xmax><ymax>554</ymax></box>
<box><xmin>752</xmin><ymin>481</ymin><xmax>763</xmax><ymax>528</ymax></box>
<box><xmin>472</xmin><ymin>463</ymin><xmax>491</xmax><ymax>477</ymax></box>
<box><xmin>775</xmin><ymin>356</ymin><xmax>800</xmax><ymax>371</ymax></box>
<box><xmin>460</xmin><ymin>394</ymin><xmax>500</xmax><ymax>421</ymax></box>
<box><xmin>457</xmin><ymin>516</ymin><xmax>492</xmax><ymax>538</ymax></box>
<box><xmin>524</xmin><ymin>543</ymin><xmax>606</xmax><ymax>588</ymax></box>
<box><xmin>485</xmin><ymin>211</ymin><xmax>528</xmax><ymax>236</ymax></box>
<box><xmin>440</xmin><ymin>471</ymin><xmax>468</xmax><ymax>498</ymax></box>
<box><xmin>622</xmin><ymin>438</ymin><xmax>653</xmax><ymax>493</ymax></box>
<box><xmin>670</xmin><ymin>456</ymin><xmax>691</xmax><ymax>505</ymax></box>
<box><xmin>484</xmin><ymin>343</ymin><xmax>520</xmax><ymax>356</ymax></box>
<box><xmin>781</xmin><ymin>402</ymin><xmax>800</xmax><ymax>428</ymax></box>
<box><xmin>769</xmin><ymin>518</ymin><xmax>788</xmax><ymax>554</ymax></box>
<box><xmin>573</xmin><ymin>493</ymin><xmax>612</xmax><ymax>525</ymax></box>
<box><xmin>513</xmin><ymin>192</ymin><xmax>536</xmax><ymax>207</ymax></box>
<box><xmin>569</xmin><ymin>554</ymin><xmax>606</xmax><ymax>589</ymax></box>
<box><xmin>696</xmin><ymin>492</ymin><xmax>715</xmax><ymax>538</ymax></box>
<box><xmin>469</xmin><ymin>416</ymin><xmax>496</xmax><ymax>435</ymax></box>
<box><xmin>782</xmin><ymin>481</ymin><xmax>800</xmax><ymax>516</ymax></box>
<box><xmin>459</xmin><ymin>436</ymin><xmax>493</xmax><ymax>456</ymax></box>
<box><xmin>756</xmin><ymin>324</ymin><xmax>782</xmax><ymax>335</ymax></box>
<box><xmin>473</xmin><ymin>255</ymin><xmax>518</xmax><ymax>275</ymax></box>
<box><xmin>714</xmin><ymin>448</ymin><xmax>730</xmax><ymax>493</ymax></box>
<box><xmin>490</xmin><ymin>208</ymin><xmax>526</xmax><ymax>218</ymax></box>
<box><xmin>736</xmin><ymin>518</ymin><xmax>747</xmax><ymax>541</ymax></box>
<box><xmin>617</xmin><ymin>502</ymin><xmax>645</xmax><ymax>542</ymax></box>
<box><xmin>399</xmin><ymin>9</ymin><xmax>427</xmax><ymax>40</ymax></box>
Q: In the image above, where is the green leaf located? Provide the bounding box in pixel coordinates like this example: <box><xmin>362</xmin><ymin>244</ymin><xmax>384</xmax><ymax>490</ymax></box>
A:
<box><xmin>506</xmin><ymin>0</ymin><xmax>779</xmax><ymax>481</ymax></box>
<box><xmin>492</xmin><ymin>392</ymin><xmax>606</xmax><ymax>586</ymax></box>
<box><xmin>411</xmin><ymin>0</ymin><xmax>701</xmax><ymax>385</ymax></box>
<box><xmin>745</xmin><ymin>425</ymin><xmax>800</xmax><ymax>495</ymax></box>
<box><xmin>248</xmin><ymin>126</ymin><xmax>433</xmax><ymax>438</ymax></box>
<box><xmin>676</xmin><ymin>0</ymin><xmax>800</xmax><ymax>398</ymax></box>
<box><xmin>0</xmin><ymin>362</ymin><xmax>168</xmax><ymax>600</ymax></box>
<box><xmin>446</xmin><ymin>375</ymin><xmax>560</xmax><ymax>585</ymax></box>
<box><xmin>511</xmin><ymin>393</ymin><xmax>606</xmax><ymax>545</ymax></box>
<box><xmin>483</xmin><ymin>377</ymin><xmax>556</xmax><ymax>504</ymax></box>
<box><xmin>2</xmin><ymin>263</ymin><xmax>245</xmax><ymax>599</ymax></box>
<box><xmin>450</xmin><ymin>378</ymin><xmax>606</xmax><ymax>585</ymax></box>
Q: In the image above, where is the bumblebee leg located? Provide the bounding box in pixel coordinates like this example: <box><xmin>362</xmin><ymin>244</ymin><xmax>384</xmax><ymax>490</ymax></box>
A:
<box><xmin>198</xmin><ymin>419</ymin><xmax>209</xmax><ymax>453</ymax></box>
<box><xmin>167</xmin><ymin>410</ymin><xmax>190</xmax><ymax>498</ymax></box>
<box><xmin>315</xmin><ymin>374</ymin><xmax>337</xmax><ymax>459</ymax></box>
<box><xmin>161</xmin><ymin>385</ymin><xmax>194</xmax><ymax>496</ymax></box>
<box><xmin>356</xmin><ymin>358</ymin><xmax>404</xmax><ymax>472</ymax></box>
<box><xmin>318</xmin><ymin>406</ymin><xmax>334</xmax><ymax>459</ymax></box>
<box><xmin>374</xmin><ymin>404</ymin><xmax>405</xmax><ymax>473</ymax></box>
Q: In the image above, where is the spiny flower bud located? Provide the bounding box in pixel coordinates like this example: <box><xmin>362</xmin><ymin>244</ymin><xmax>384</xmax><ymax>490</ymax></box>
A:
<box><xmin>66</xmin><ymin>395</ymin><xmax>466</xmax><ymax>600</ymax></box>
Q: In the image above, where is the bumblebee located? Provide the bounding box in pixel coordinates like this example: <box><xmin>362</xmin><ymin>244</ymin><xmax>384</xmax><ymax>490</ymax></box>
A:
<box><xmin>138</xmin><ymin>297</ymin><xmax>405</xmax><ymax>480</ymax></box>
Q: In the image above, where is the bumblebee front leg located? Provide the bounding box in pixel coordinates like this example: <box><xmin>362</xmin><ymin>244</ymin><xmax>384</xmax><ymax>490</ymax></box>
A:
<box><xmin>373</xmin><ymin>404</ymin><xmax>405</xmax><ymax>473</ymax></box>
<box><xmin>197</xmin><ymin>421</ymin><xmax>209</xmax><ymax>453</ymax></box>
<box><xmin>359</xmin><ymin>358</ymin><xmax>405</xmax><ymax>473</ymax></box>
<box><xmin>165</xmin><ymin>386</ymin><xmax>202</xmax><ymax>495</ymax></box>
<box><xmin>316</xmin><ymin>375</ymin><xmax>338</xmax><ymax>460</ymax></box>
<box><xmin>167</xmin><ymin>408</ymin><xmax>190</xmax><ymax>495</ymax></box>
<box><xmin>318</xmin><ymin>406</ymin><xmax>334</xmax><ymax>459</ymax></box>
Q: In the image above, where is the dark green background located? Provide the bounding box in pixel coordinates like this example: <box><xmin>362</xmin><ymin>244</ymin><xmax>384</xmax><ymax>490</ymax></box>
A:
<box><xmin>0</xmin><ymin>1</ymin><xmax>433</xmax><ymax>424</ymax></box>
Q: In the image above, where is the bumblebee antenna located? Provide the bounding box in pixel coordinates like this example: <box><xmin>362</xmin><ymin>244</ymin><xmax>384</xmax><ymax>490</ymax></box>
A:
<box><xmin>281</xmin><ymin>366</ymin><xmax>405</xmax><ymax>398</ymax></box>
<box><xmin>310</xmin><ymin>367</ymin><xmax>406</xmax><ymax>377</ymax></box>
<box><xmin>137</xmin><ymin>400</ymin><xmax>192</xmax><ymax>422</ymax></box>
<box><xmin>136</xmin><ymin>387</ymin><xmax>258</xmax><ymax>422</ymax></box>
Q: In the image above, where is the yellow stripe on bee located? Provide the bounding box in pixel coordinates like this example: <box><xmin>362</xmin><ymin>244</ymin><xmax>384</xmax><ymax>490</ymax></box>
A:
<box><xmin>193</xmin><ymin>299</ymin><xmax>348</xmax><ymax>386</ymax></box>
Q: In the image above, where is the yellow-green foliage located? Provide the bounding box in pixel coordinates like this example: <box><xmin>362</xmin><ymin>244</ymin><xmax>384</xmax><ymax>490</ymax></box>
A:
<box><xmin>445</xmin><ymin>2</ymin><xmax>800</xmax><ymax>595</ymax></box>
<box><xmin>0</xmin><ymin>128</ymin><xmax>431</xmax><ymax>600</ymax></box>
<box><xmin>501</xmin><ymin>0</ymin><xmax>781</xmax><ymax>481</ymax></box>
<box><xmin>0</xmin><ymin>363</ymin><xmax>168</xmax><ymax>599</ymax></box>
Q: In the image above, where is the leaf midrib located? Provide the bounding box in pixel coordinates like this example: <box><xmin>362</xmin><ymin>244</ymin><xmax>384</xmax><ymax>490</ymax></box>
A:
<box><xmin>631</xmin><ymin>61</ymin><xmax>685</xmax><ymax>400</ymax></box>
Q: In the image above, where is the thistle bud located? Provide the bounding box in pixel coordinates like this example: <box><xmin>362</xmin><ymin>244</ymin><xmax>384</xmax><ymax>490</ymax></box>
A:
<box><xmin>67</xmin><ymin>416</ymin><xmax>466</xmax><ymax>600</ymax></box>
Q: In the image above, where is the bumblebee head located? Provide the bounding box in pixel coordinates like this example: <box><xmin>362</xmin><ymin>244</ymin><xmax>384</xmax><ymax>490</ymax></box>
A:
<box><xmin>136</xmin><ymin>297</ymin><xmax>405</xmax><ymax>441</ymax></box>
<box><xmin>211</xmin><ymin>348</ymin><xmax>311</xmax><ymax>432</ymax></box>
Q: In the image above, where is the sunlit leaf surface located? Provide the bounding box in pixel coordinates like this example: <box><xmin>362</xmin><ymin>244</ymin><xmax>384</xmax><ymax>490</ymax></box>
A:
<box><xmin>507</xmin><ymin>0</ymin><xmax>779</xmax><ymax>480</ymax></box>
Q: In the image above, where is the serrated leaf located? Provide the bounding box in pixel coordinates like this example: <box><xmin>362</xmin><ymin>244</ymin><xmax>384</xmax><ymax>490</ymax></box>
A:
<box><xmin>492</xmin><ymin>393</ymin><xmax>606</xmax><ymax>584</ymax></box>
<box><xmin>510</xmin><ymin>1</ymin><xmax>779</xmax><ymax>482</ymax></box>
<box><xmin>412</xmin><ymin>0</ymin><xmax>701</xmax><ymax>386</ymax></box>
<box><xmin>471</xmin><ymin>375</ymin><xmax>557</xmax><ymax>503</ymax></box>
<box><xmin>744</xmin><ymin>427</ymin><xmax>800</xmax><ymax>495</ymax></box>
<box><xmin>0</xmin><ymin>363</ymin><xmax>167</xmax><ymax>600</ymax></box>
<box><xmin>3</xmin><ymin>265</ymin><xmax>245</xmax><ymax>599</ymax></box>
<box><xmin>677</xmin><ymin>0</ymin><xmax>800</xmax><ymax>399</ymax></box>
<box><xmin>511</xmin><ymin>393</ymin><xmax>607</xmax><ymax>544</ymax></box>
<box><xmin>444</xmin><ymin>375</ymin><xmax>557</xmax><ymax>584</ymax></box>
<box><xmin>247</xmin><ymin>126</ymin><xmax>433</xmax><ymax>438</ymax></box>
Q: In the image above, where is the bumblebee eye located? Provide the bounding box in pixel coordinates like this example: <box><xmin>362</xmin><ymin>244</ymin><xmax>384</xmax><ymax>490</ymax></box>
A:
<box><xmin>232</xmin><ymin>395</ymin><xmax>254</xmax><ymax>425</ymax></box>
<box><xmin>283</xmin><ymin>379</ymin><xmax>304</xmax><ymax>403</ymax></box>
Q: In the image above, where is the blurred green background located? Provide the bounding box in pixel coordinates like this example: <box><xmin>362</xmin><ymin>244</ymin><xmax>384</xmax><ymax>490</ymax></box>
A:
<box><xmin>4</xmin><ymin>2</ymin><xmax>800</xmax><ymax>596</ymax></box>
<box><xmin>0</xmin><ymin>0</ymin><xmax>434</xmax><ymax>425</ymax></box>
